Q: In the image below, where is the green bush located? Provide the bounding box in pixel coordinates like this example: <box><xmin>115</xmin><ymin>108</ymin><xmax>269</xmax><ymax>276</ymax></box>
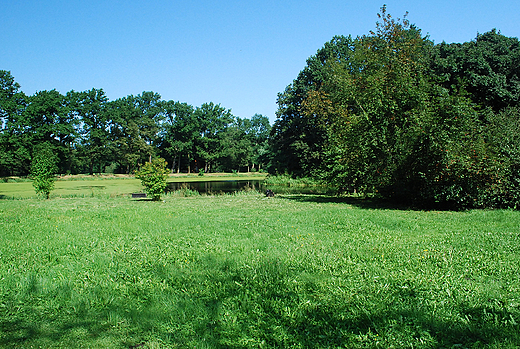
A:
<box><xmin>30</xmin><ymin>143</ymin><xmax>58</xmax><ymax>199</ymax></box>
<box><xmin>135</xmin><ymin>158</ymin><xmax>170</xmax><ymax>201</ymax></box>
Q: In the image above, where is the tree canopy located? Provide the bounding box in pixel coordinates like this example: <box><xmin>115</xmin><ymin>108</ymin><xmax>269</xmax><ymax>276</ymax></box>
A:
<box><xmin>2</xmin><ymin>6</ymin><xmax>519</xmax><ymax>209</ymax></box>
<box><xmin>269</xmin><ymin>6</ymin><xmax>520</xmax><ymax>209</ymax></box>
<box><xmin>0</xmin><ymin>74</ymin><xmax>271</xmax><ymax>177</ymax></box>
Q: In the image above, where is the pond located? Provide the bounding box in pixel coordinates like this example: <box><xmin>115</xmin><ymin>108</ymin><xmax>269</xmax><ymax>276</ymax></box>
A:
<box><xmin>167</xmin><ymin>180</ymin><xmax>266</xmax><ymax>194</ymax></box>
<box><xmin>167</xmin><ymin>180</ymin><xmax>335</xmax><ymax>195</ymax></box>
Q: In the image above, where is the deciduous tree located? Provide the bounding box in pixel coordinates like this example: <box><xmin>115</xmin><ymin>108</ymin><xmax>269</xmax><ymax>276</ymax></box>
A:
<box><xmin>31</xmin><ymin>143</ymin><xmax>58</xmax><ymax>199</ymax></box>
<box><xmin>135</xmin><ymin>158</ymin><xmax>170</xmax><ymax>201</ymax></box>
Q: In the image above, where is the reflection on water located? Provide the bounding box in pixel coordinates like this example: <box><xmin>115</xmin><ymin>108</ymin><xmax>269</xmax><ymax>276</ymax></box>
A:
<box><xmin>167</xmin><ymin>180</ymin><xmax>334</xmax><ymax>195</ymax></box>
<box><xmin>167</xmin><ymin>180</ymin><xmax>266</xmax><ymax>194</ymax></box>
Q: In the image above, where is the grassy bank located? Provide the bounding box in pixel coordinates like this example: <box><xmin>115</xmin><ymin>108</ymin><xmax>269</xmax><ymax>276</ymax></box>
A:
<box><xmin>1</xmin><ymin>192</ymin><xmax>519</xmax><ymax>348</ymax></box>
<box><xmin>0</xmin><ymin>173</ymin><xmax>267</xmax><ymax>199</ymax></box>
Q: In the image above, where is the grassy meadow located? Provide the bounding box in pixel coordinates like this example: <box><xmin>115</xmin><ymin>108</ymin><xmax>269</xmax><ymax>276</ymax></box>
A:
<box><xmin>0</xmin><ymin>182</ymin><xmax>519</xmax><ymax>348</ymax></box>
<box><xmin>0</xmin><ymin>173</ymin><xmax>267</xmax><ymax>199</ymax></box>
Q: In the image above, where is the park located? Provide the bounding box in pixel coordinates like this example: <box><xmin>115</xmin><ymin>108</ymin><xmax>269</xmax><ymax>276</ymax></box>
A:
<box><xmin>2</xmin><ymin>5</ymin><xmax>520</xmax><ymax>347</ymax></box>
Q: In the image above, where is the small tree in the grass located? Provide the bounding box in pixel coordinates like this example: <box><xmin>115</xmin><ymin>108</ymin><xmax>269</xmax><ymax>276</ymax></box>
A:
<box><xmin>31</xmin><ymin>143</ymin><xmax>59</xmax><ymax>199</ymax></box>
<box><xmin>135</xmin><ymin>158</ymin><xmax>170</xmax><ymax>201</ymax></box>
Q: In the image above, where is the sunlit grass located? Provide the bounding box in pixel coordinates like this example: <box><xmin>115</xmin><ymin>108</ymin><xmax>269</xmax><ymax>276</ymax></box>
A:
<box><xmin>1</xmin><ymin>193</ymin><xmax>519</xmax><ymax>348</ymax></box>
<box><xmin>0</xmin><ymin>173</ymin><xmax>268</xmax><ymax>199</ymax></box>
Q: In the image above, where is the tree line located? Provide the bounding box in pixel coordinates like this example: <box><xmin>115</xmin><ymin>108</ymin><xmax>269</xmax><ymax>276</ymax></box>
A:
<box><xmin>0</xmin><ymin>74</ymin><xmax>271</xmax><ymax>176</ymax></box>
<box><xmin>3</xmin><ymin>6</ymin><xmax>520</xmax><ymax>209</ymax></box>
<box><xmin>269</xmin><ymin>6</ymin><xmax>520</xmax><ymax>209</ymax></box>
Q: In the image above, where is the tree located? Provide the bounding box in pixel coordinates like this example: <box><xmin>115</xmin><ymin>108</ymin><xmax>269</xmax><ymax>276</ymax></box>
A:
<box><xmin>135</xmin><ymin>158</ymin><xmax>170</xmax><ymax>201</ymax></box>
<box><xmin>431</xmin><ymin>29</ymin><xmax>520</xmax><ymax>111</ymax></box>
<box><xmin>269</xmin><ymin>35</ymin><xmax>357</xmax><ymax>176</ymax></box>
<box><xmin>316</xmin><ymin>6</ymin><xmax>434</xmax><ymax>196</ymax></box>
<box><xmin>0</xmin><ymin>71</ymin><xmax>30</xmax><ymax>176</ymax></box>
<box><xmin>108</xmin><ymin>92</ymin><xmax>163</xmax><ymax>173</ymax></box>
<box><xmin>73</xmin><ymin>88</ymin><xmax>111</xmax><ymax>174</ymax></box>
<box><xmin>193</xmin><ymin>102</ymin><xmax>233</xmax><ymax>172</ymax></box>
<box><xmin>272</xmin><ymin>6</ymin><xmax>519</xmax><ymax>208</ymax></box>
<box><xmin>161</xmin><ymin>100</ymin><xmax>196</xmax><ymax>173</ymax></box>
<box><xmin>23</xmin><ymin>89</ymin><xmax>77</xmax><ymax>174</ymax></box>
<box><xmin>249</xmin><ymin>114</ymin><xmax>271</xmax><ymax>171</ymax></box>
<box><xmin>31</xmin><ymin>143</ymin><xmax>58</xmax><ymax>199</ymax></box>
<box><xmin>218</xmin><ymin>117</ymin><xmax>253</xmax><ymax>172</ymax></box>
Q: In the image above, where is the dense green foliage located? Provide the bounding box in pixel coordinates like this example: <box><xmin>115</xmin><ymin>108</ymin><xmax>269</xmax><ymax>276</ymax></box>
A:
<box><xmin>3</xmin><ymin>7</ymin><xmax>520</xmax><ymax>209</ymax></box>
<box><xmin>0</xmin><ymin>73</ymin><xmax>271</xmax><ymax>176</ymax></box>
<box><xmin>1</xmin><ymin>194</ymin><xmax>519</xmax><ymax>348</ymax></box>
<box><xmin>269</xmin><ymin>6</ymin><xmax>520</xmax><ymax>209</ymax></box>
<box><xmin>135</xmin><ymin>158</ymin><xmax>170</xmax><ymax>201</ymax></box>
<box><xmin>30</xmin><ymin>143</ymin><xmax>58</xmax><ymax>199</ymax></box>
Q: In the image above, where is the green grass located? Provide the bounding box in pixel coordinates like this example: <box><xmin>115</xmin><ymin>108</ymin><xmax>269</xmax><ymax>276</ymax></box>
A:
<box><xmin>0</xmin><ymin>173</ymin><xmax>268</xmax><ymax>199</ymax></box>
<box><xmin>0</xmin><ymin>192</ymin><xmax>519</xmax><ymax>348</ymax></box>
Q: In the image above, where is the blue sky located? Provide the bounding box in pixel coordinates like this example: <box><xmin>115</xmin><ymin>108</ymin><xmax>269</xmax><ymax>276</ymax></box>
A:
<box><xmin>2</xmin><ymin>1</ymin><xmax>519</xmax><ymax>123</ymax></box>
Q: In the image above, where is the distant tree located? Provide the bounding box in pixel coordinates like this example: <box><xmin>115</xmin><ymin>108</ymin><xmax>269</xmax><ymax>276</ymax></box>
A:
<box><xmin>72</xmin><ymin>88</ymin><xmax>111</xmax><ymax>174</ymax></box>
<box><xmin>108</xmin><ymin>92</ymin><xmax>163</xmax><ymax>173</ymax></box>
<box><xmin>431</xmin><ymin>29</ymin><xmax>520</xmax><ymax>111</ymax></box>
<box><xmin>135</xmin><ymin>158</ymin><xmax>170</xmax><ymax>201</ymax></box>
<box><xmin>249</xmin><ymin>114</ymin><xmax>271</xmax><ymax>171</ymax></box>
<box><xmin>23</xmin><ymin>89</ymin><xmax>78</xmax><ymax>174</ymax></box>
<box><xmin>193</xmin><ymin>102</ymin><xmax>233</xmax><ymax>172</ymax></box>
<box><xmin>31</xmin><ymin>143</ymin><xmax>58</xmax><ymax>199</ymax></box>
<box><xmin>161</xmin><ymin>100</ymin><xmax>196</xmax><ymax>173</ymax></box>
<box><xmin>218</xmin><ymin>117</ymin><xmax>252</xmax><ymax>172</ymax></box>
<box><xmin>0</xmin><ymin>70</ymin><xmax>30</xmax><ymax>176</ymax></box>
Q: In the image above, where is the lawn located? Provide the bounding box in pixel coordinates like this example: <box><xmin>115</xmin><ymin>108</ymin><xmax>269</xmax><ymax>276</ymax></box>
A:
<box><xmin>0</xmin><ymin>173</ymin><xmax>267</xmax><ymax>199</ymax></box>
<box><xmin>0</xmin><ymin>190</ymin><xmax>519</xmax><ymax>348</ymax></box>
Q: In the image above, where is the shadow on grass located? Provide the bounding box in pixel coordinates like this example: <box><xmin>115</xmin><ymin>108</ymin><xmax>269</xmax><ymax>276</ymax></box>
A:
<box><xmin>2</xmin><ymin>257</ymin><xmax>518</xmax><ymax>348</ymax></box>
<box><xmin>0</xmin><ymin>301</ymin><xmax>147</xmax><ymax>348</ymax></box>
<box><xmin>278</xmin><ymin>193</ymin><xmax>415</xmax><ymax>210</ymax></box>
<box><xmin>195</xmin><ymin>258</ymin><xmax>519</xmax><ymax>348</ymax></box>
<box><xmin>75</xmin><ymin>185</ymin><xmax>107</xmax><ymax>190</ymax></box>
<box><xmin>287</xmin><ymin>302</ymin><xmax>519</xmax><ymax>348</ymax></box>
<box><xmin>278</xmin><ymin>193</ymin><xmax>463</xmax><ymax>211</ymax></box>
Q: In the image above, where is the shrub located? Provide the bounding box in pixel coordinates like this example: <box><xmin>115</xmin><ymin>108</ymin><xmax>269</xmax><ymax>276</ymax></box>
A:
<box><xmin>31</xmin><ymin>143</ymin><xmax>58</xmax><ymax>199</ymax></box>
<box><xmin>135</xmin><ymin>158</ymin><xmax>170</xmax><ymax>201</ymax></box>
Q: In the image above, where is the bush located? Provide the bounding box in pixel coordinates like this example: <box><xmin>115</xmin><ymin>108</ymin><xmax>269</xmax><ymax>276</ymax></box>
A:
<box><xmin>31</xmin><ymin>143</ymin><xmax>58</xmax><ymax>199</ymax></box>
<box><xmin>135</xmin><ymin>158</ymin><xmax>170</xmax><ymax>201</ymax></box>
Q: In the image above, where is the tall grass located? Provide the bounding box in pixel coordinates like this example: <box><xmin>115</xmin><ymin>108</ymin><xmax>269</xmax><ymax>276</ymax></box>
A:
<box><xmin>1</xmin><ymin>193</ymin><xmax>519</xmax><ymax>348</ymax></box>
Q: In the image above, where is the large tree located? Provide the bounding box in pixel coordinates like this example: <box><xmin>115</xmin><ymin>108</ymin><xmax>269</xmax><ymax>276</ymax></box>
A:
<box><xmin>22</xmin><ymin>89</ymin><xmax>77</xmax><ymax>174</ymax></box>
<box><xmin>161</xmin><ymin>100</ymin><xmax>197</xmax><ymax>173</ymax></box>
<box><xmin>108</xmin><ymin>92</ymin><xmax>163</xmax><ymax>173</ymax></box>
<box><xmin>269</xmin><ymin>35</ymin><xmax>357</xmax><ymax>176</ymax></box>
<box><xmin>0</xmin><ymin>71</ymin><xmax>29</xmax><ymax>176</ymax></box>
<box><xmin>72</xmin><ymin>88</ymin><xmax>111</xmax><ymax>174</ymax></box>
<box><xmin>193</xmin><ymin>102</ymin><xmax>233</xmax><ymax>172</ymax></box>
<box><xmin>431</xmin><ymin>29</ymin><xmax>520</xmax><ymax>111</ymax></box>
<box><xmin>271</xmin><ymin>6</ymin><xmax>518</xmax><ymax>208</ymax></box>
<box><xmin>314</xmin><ymin>7</ymin><xmax>434</xmax><ymax>195</ymax></box>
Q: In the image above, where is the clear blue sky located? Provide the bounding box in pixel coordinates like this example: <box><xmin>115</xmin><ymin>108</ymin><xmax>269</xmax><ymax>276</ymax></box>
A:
<box><xmin>2</xmin><ymin>0</ymin><xmax>519</xmax><ymax>123</ymax></box>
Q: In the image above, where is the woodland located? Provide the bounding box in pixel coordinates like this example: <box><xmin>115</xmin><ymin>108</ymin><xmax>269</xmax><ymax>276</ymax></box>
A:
<box><xmin>0</xmin><ymin>78</ymin><xmax>271</xmax><ymax>176</ymax></box>
<box><xmin>269</xmin><ymin>7</ymin><xmax>520</xmax><ymax>209</ymax></box>
<box><xmin>2</xmin><ymin>6</ymin><xmax>520</xmax><ymax>209</ymax></box>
